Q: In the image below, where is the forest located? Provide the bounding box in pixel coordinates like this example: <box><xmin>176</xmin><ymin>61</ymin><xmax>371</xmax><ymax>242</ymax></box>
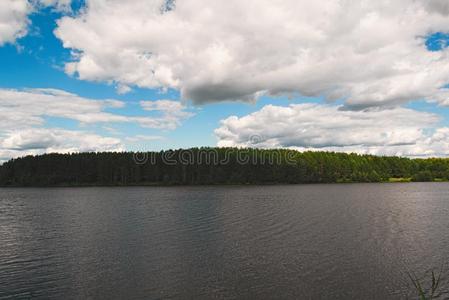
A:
<box><xmin>0</xmin><ymin>148</ymin><xmax>448</xmax><ymax>186</ymax></box>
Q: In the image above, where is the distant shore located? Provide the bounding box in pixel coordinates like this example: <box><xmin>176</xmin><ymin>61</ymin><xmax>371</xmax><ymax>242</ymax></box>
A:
<box><xmin>1</xmin><ymin>148</ymin><xmax>449</xmax><ymax>187</ymax></box>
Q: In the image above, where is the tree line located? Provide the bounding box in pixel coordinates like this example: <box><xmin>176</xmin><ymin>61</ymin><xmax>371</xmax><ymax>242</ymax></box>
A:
<box><xmin>0</xmin><ymin>148</ymin><xmax>448</xmax><ymax>186</ymax></box>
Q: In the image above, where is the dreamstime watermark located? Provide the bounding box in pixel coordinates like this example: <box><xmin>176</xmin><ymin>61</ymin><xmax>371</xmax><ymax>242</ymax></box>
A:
<box><xmin>132</xmin><ymin>135</ymin><xmax>297</xmax><ymax>166</ymax></box>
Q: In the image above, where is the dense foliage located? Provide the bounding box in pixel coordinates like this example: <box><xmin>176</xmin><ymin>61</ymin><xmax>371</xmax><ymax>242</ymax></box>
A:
<box><xmin>0</xmin><ymin>148</ymin><xmax>449</xmax><ymax>186</ymax></box>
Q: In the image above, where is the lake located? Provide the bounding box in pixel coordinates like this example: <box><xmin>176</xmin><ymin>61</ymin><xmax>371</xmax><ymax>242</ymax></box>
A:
<box><xmin>0</xmin><ymin>183</ymin><xmax>448</xmax><ymax>299</ymax></box>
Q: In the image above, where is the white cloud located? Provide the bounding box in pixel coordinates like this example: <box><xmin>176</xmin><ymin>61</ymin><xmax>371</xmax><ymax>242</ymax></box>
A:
<box><xmin>0</xmin><ymin>0</ymin><xmax>31</xmax><ymax>46</ymax></box>
<box><xmin>0</xmin><ymin>88</ymin><xmax>192</xmax><ymax>161</ymax></box>
<box><xmin>139</xmin><ymin>99</ymin><xmax>194</xmax><ymax>129</ymax></box>
<box><xmin>0</xmin><ymin>88</ymin><xmax>192</xmax><ymax>130</ymax></box>
<box><xmin>215</xmin><ymin>103</ymin><xmax>449</xmax><ymax>157</ymax></box>
<box><xmin>0</xmin><ymin>88</ymin><xmax>128</xmax><ymax>129</ymax></box>
<box><xmin>125</xmin><ymin>135</ymin><xmax>164</xmax><ymax>142</ymax></box>
<box><xmin>35</xmin><ymin>0</ymin><xmax>72</xmax><ymax>12</ymax></box>
<box><xmin>0</xmin><ymin>128</ymin><xmax>123</xmax><ymax>162</ymax></box>
<box><xmin>54</xmin><ymin>0</ymin><xmax>449</xmax><ymax>108</ymax></box>
<box><xmin>116</xmin><ymin>83</ymin><xmax>132</xmax><ymax>94</ymax></box>
<box><xmin>140</xmin><ymin>99</ymin><xmax>184</xmax><ymax>112</ymax></box>
<box><xmin>0</xmin><ymin>0</ymin><xmax>74</xmax><ymax>46</ymax></box>
<box><xmin>1</xmin><ymin>128</ymin><xmax>121</xmax><ymax>152</ymax></box>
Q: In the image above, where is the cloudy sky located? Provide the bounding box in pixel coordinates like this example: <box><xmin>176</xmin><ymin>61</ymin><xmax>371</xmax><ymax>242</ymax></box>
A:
<box><xmin>2</xmin><ymin>0</ymin><xmax>449</xmax><ymax>161</ymax></box>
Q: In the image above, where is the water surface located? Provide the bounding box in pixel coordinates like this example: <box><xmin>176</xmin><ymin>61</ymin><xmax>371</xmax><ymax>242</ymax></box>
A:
<box><xmin>1</xmin><ymin>183</ymin><xmax>448</xmax><ymax>299</ymax></box>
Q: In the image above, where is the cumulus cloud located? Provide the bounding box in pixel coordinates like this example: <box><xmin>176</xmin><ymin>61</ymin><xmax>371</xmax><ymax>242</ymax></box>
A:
<box><xmin>0</xmin><ymin>0</ymin><xmax>31</xmax><ymax>46</ymax></box>
<box><xmin>0</xmin><ymin>88</ymin><xmax>192</xmax><ymax>161</ymax></box>
<box><xmin>0</xmin><ymin>0</ymin><xmax>74</xmax><ymax>46</ymax></box>
<box><xmin>215</xmin><ymin>103</ymin><xmax>449</xmax><ymax>157</ymax></box>
<box><xmin>54</xmin><ymin>0</ymin><xmax>449</xmax><ymax>108</ymax></box>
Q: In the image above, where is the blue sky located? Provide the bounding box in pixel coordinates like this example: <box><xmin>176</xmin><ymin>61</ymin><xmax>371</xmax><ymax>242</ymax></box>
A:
<box><xmin>2</xmin><ymin>1</ymin><xmax>449</xmax><ymax>160</ymax></box>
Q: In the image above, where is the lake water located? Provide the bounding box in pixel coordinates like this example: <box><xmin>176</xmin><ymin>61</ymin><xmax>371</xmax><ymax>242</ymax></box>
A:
<box><xmin>0</xmin><ymin>183</ymin><xmax>448</xmax><ymax>299</ymax></box>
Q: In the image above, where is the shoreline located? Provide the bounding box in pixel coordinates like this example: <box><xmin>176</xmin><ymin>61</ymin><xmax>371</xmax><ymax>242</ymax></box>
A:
<box><xmin>1</xmin><ymin>179</ymin><xmax>448</xmax><ymax>188</ymax></box>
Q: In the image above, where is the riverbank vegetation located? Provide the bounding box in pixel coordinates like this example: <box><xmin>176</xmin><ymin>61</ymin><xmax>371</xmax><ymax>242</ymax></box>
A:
<box><xmin>1</xmin><ymin>148</ymin><xmax>449</xmax><ymax>186</ymax></box>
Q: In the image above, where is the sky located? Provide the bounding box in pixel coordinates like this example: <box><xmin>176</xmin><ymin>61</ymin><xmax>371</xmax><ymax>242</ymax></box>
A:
<box><xmin>2</xmin><ymin>0</ymin><xmax>449</xmax><ymax>161</ymax></box>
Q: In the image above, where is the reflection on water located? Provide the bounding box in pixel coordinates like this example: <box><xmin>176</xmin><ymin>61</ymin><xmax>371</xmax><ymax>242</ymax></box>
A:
<box><xmin>0</xmin><ymin>183</ymin><xmax>448</xmax><ymax>299</ymax></box>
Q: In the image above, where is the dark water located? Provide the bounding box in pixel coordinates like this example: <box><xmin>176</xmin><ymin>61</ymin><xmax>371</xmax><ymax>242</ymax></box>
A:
<box><xmin>1</xmin><ymin>184</ymin><xmax>449</xmax><ymax>299</ymax></box>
